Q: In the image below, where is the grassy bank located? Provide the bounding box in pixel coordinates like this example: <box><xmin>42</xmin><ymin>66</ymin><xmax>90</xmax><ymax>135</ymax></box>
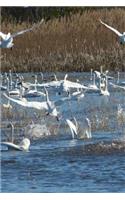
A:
<box><xmin>1</xmin><ymin>7</ymin><xmax>125</xmax><ymax>73</ymax></box>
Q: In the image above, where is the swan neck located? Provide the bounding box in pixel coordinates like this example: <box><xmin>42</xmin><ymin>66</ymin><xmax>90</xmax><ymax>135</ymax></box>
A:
<box><xmin>9</xmin><ymin>123</ymin><xmax>14</xmax><ymax>143</ymax></box>
<box><xmin>93</xmin><ymin>73</ymin><xmax>95</xmax><ymax>85</ymax></box>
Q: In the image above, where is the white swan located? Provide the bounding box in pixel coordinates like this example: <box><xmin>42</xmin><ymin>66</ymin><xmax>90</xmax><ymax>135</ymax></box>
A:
<box><xmin>2</xmin><ymin>138</ymin><xmax>30</xmax><ymax>151</ymax></box>
<box><xmin>100</xmin><ymin>19</ymin><xmax>125</xmax><ymax>45</ymax></box>
<box><xmin>4</xmin><ymin>76</ymin><xmax>20</xmax><ymax>96</ymax></box>
<box><xmin>0</xmin><ymin>19</ymin><xmax>44</xmax><ymax>49</ymax></box>
<box><xmin>100</xmin><ymin>75</ymin><xmax>110</xmax><ymax>96</ymax></box>
<box><xmin>23</xmin><ymin>75</ymin><xmax>46</xmax><ymax>98</ymax></box>
<box><xmin>87</xmin><ymin>73</ymin><xmax>99</xmax><ymax>92</ymax></box>
<box><xmin>0</xmin><ymin>27</ymin><xmax>34</xmax><ymax>48</ymax></box>
<box><xmin>1</xmin><ymin>122</ymin><xmax>30</xmax><ymax>151</ymax></box>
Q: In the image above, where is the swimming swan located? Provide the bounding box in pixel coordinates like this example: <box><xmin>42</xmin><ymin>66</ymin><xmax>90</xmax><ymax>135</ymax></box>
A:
<box><xmin>1</xmin><ymin>122</ymin><xmax>30</xmax><ymax>151</ymax></box>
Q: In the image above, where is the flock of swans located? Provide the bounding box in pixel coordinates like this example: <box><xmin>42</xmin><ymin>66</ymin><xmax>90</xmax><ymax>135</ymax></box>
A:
<box><xmin>0</xmin><ymin>19</ymin><xmax>125</xmax><ymax>151</ymax></box>
<box><xmin>1</xmin><ymin>67</ymin><xmax>125</xmax><ymax>151</ymax></box>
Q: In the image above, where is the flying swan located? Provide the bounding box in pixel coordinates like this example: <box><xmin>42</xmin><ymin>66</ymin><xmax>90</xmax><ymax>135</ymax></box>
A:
<box><xmin>100</xmin><ymin>19</ymin><xmax>125</xmax><ymax>44</ymax></box>
<box><xmin>0</xmin><ymin>19</ymin><xmax>44</xmax><ymax>48</ymax></box>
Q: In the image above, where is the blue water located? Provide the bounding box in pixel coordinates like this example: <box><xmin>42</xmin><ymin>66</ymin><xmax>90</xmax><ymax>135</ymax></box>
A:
<box><xmin>1</xmin><ymin>72</ymin><xmax>125</xmax><ymax>192</ymax></box>
<box><xmin>1</xmin><ymin>136</ymin><xmax>125</xmax><ymax>192</ymax></box>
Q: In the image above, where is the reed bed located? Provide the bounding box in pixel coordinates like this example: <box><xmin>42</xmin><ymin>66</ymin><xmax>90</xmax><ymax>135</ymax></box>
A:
<box><xmin>1</xmin><ymin>7</ymin><xmax>125</xmax><ymax>72</ymax></box>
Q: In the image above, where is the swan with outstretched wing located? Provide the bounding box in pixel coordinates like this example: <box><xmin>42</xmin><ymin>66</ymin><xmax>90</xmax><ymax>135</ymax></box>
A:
<box><xmin>100</xmin><ymin>19</ymin><xmax>125</xmax><ymax>44</ymax></box>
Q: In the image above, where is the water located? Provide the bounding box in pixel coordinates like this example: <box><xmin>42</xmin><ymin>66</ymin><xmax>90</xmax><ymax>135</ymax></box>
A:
<box><xmin>1</xmin><ymin>72</ymin><xmax>125</xmax><ymax>192</ymax></box>
<box><xmin>1</xmin><ymin>137</ymin><xmax>125</xmax><ymax>192</ymax></box>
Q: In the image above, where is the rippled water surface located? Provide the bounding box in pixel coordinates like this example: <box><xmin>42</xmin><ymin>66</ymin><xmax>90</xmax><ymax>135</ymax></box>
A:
<box><xmin>1</xmin><ymin>72</ymin><xmax>125</xmax><ymax>192</ymax></box>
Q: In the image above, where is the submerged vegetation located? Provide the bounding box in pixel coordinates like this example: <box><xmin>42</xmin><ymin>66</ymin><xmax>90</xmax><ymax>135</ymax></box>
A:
<box><xmin>1</xmin><ymin>7</ymin><xmax>125</xmax><ymax>72</ymax></box>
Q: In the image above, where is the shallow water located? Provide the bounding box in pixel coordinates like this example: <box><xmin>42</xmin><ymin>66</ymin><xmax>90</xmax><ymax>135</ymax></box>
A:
<box><xmin>1</xmin><ymin>72</ymin><xmax>125</xmax><ymax>192</ymax></box>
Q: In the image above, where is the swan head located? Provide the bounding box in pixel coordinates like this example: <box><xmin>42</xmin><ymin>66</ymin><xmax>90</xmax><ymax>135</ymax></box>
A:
<box><xmin>19</xmin><ymin>138</ymin><xmax>30</xmax><ymax>151</ymax></box>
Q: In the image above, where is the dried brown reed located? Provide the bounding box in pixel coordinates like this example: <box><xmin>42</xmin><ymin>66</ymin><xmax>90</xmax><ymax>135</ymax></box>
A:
<box><xmin>1</xmin><ymin>7</ymin><xmax>125</xmax><ymax>72</ymax></box>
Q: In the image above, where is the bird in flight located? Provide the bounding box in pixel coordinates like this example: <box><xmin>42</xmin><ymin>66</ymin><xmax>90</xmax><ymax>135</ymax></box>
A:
<box><xmin>0</xmin><ymin>19</ymin><xmax>44</xmax><ymax>48</ymax></box>
<box><xmin>100</xmin><ymin>19</ymin><xmax>125</xmax><ymax>44</ymax></box>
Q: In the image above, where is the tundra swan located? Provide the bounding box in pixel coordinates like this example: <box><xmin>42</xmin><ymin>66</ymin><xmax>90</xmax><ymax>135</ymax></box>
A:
<box><xmin>1</xmin><ymin>122</ymin><xmax>30</xmax><ymax>151</ymax></box>
<box><xmin>100</xmin><ymin>19</ymin><xmax>125</xmax><ymax>45</ymax></box>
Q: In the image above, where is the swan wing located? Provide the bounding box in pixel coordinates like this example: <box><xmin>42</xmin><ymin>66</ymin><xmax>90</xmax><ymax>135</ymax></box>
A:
<box><xmin>66</xmin><ymin>119</ymin><xmax>78</xmax><ymax>138</ymax></box>
<box><xmin>26</xmin><ymin>101</ymin><xmax>48</xmax><ymax>110</ymax></box>
<box><xmin>3</xmin><ymin>93</ymin><xmax>30</xmax><ymax>107</ymax></box>
<box><xmin>29</xmin><ymin>81</ymin><xmax>62</xmax><ymax>88</ymax></box>
<box><xmin>11</xmin><ymin>27</ymin><xmax>33</xmax><ymax>38</ymax></box>
<box><xmin>11</xmin><ymin>19</ymin><xmax>44</xmax><ymax>38</ymax></box>
<box><xmin>42</xmin><ymin>81</ymin><xmax>62</xmax><ymax>87</ymax></box>
<box><xmin>100</xmin><ymin>20</ymin><xmax>122</xmax><ymax>36</ymax></box>
<box><xmin>64</xmin><ymin>80</ymin><xmax>88</xmax><ymax>89</ymax></box>
<box><xmin>0</xmin><ymin>32</ymin><xmax>8</xmax><ymax>40</ymax></box>
<box><xmin>3</xmin><ymin>93</ymin><xmax>48</xmax><ymax>110</ymax></box>
<box><xmin>1</xmin><ymin>142</ymin><xmax>22</xmax><ymax>151</ymax></box>
<box><xmin>110</xmin><ymin>82</ymin><xmax>125</xmax><ymax>90</ymax></box>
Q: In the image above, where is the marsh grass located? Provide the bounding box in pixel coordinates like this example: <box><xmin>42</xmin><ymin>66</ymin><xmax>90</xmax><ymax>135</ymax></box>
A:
<box><xmin>1</xmin><ymin>8</ymin><xmax>125</xmax><ymax>73</ymax></box>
